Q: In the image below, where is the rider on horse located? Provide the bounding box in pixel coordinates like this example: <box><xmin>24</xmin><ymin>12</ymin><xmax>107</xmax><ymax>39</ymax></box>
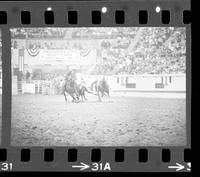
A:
<box><xmin>65</xmin><ymin>69</ymin><xmax>77</xmax><ymax>87</ymax></box>
<box><xmin>65</xmin><ymin>69</ymin><xmax>75</xmax><ymax>81</ymax></box>
<box><xmin>63</xmin><ymin>69</ymin><xmax>80</xmax><ymax>102</ymax></box>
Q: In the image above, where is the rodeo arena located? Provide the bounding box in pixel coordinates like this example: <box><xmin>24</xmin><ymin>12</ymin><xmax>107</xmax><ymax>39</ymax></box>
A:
<box><xmin>10</xmin><ymin>27</ymin><xmax>186</xmax><ymax>146</ymax></box>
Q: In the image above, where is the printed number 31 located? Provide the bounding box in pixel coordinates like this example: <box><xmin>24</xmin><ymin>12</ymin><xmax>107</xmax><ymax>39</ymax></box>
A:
<box><xmin>1</xmin><ymin>163</ymin><xmax>13</xmax><ymax>171</ymax></box>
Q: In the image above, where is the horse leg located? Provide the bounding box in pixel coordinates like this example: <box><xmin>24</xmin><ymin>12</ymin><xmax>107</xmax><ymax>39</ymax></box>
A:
<box><xmin>70</xmin><ymin>93</ymin><xmax>75</xmax><ymax>102</ymax></box>
<box><xmin>81</xmin><ymin>95</ymin><xmax>84</xmax><ymax>102</ymax></box>
<box><xmin>81</xmin><ymin>89</ymin><xmax>86</xmax><ymax>102</ymax></box>
<box><xmin>64</xmin><ymin>92</ymin><xmax>67</xmax><ymax>102</ymax></box>
<box><xmin>81</xmin><ymin>91</ymin><xmax>86</xmax><ymax>102</ymax></box>
<box><xmin>106</xmin><ymin>92</ymin><xmax>110</xmax><ymax>102</ymax></box>
<box><xmin>73</xmin><ymin>93</ymin><xmax>79</xmax><ymax>103</ymax></box>
<box><xmin>75</xmin><ymin>89</ymin><xmax>79</xmax><ymax>101</ymax></box>
<box><xmin>75</xmin><ymin>94</ymin><xmax>79</xmax><ymax>102</ymax></box>
<box><xmin>97</xmin><ymin>91</ymin><xmax>102</xmax><ymax>102</ymax></box>
<box><xmin>77</xmin><ymin>94</ymin><xmax>80</xmax><ymax>101</ymax></box>
<box><xmin>101</xmin><ymin>91</ymin><xmax>104</xmax><ymax>97</ymax></box>
<box><xmin>83</xmin><ymin>93</ymin><xmax>87</xmax><ymax>101</ymax></box>
<box><xmin>107</xmin><ymin>90</ymin><xmax>110</xmax><ymax>98</ymax></box>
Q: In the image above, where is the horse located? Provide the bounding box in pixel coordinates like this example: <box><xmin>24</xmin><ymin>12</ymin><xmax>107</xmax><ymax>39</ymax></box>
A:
<box><xmin>91</xmin><ymin>77</ymin><xmax>110</xmax><ymax>102</ymax></box>
<box><xmin>62</xmin><ymin>78</ymin><xmax>93</xmax><ymax>102</ymax></box>
<box><xmin>62</xmin><ymin>79</ymin><xmax>80</xmax><ymax>102</ymax></box>
<box><xmin>77</xmin><ymin>84</ymin><xmax>90</xmax><ymax>102</ymax></box>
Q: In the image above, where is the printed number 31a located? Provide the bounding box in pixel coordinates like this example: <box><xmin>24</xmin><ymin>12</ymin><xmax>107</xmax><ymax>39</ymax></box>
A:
<box><xmin>0</xmin><ymin>163</ymin><xmax>13</xmax><ymax>171</ymax></box>
<box><xmin>91</xmin><ymin>163</ymin><xmax>111</xmax><ymax>171</ymax></box>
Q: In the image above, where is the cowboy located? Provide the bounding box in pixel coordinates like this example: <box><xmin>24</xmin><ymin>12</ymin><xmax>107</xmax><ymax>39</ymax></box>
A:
<box><xmin>65</xmin><ymin>69</ymin><xmax>76</xmax><ymax>82</ymax></box>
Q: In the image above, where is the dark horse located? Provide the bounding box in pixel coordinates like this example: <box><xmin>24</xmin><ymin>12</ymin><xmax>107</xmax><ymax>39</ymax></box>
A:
<box><xmin>91</xmin><ymin>77</ymin><xmax>110</xmax><ymax>102</ymax></box>
<box><xmin>62</xmin><ymin>79</ymin><xmax>79</xmax><ymax>102</ymax></box>
<box><xmin>77</xmin><ymin>84</ymin><xmax>91</xmax><ymax>102</ymax></box>
<box><xmin>62</xmin><ymin>79</ymin><xmax>91</xmax><ymax>102</ymax></box>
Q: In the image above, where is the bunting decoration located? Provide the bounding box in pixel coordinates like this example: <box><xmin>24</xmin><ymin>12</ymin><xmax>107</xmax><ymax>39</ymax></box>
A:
<box><xmin>80</xmin><ymin>48</ymin><xmax>91</xmax><ymax>57</ymax></box>
<box><xmin>27</xmin><ymin>44</ymin><xmax>40</xmax><ymax>57</ymax></box>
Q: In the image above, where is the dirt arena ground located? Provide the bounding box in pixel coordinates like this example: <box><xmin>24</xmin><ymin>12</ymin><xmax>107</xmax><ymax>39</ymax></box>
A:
<box><xmin>11</xmin><ymin>94</ymin><xmax>186</xmax><ymax>146</ymax></box>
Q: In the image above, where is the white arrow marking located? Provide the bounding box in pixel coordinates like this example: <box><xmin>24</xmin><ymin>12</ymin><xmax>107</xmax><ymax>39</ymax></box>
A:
<box><xmin>168</xmin><ymin>163</ymin><xmax>185</xmax><ymax>171</ymax></box>
<box><xmin>72</xmin><ymin>162</ymin><xmax>90</xmax><ymax>171</ymax></box>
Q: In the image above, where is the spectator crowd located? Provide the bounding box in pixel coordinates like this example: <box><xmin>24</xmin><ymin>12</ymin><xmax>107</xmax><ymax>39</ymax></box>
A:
<box><xmin>91</xmin><ymin>28</ymin><xmax>186</xmax><ymax>75</ymax></box>
<box><xmin>11</xmin><ymin>27</ymin><xmax>186</xmax><ymax>75</ymax></box>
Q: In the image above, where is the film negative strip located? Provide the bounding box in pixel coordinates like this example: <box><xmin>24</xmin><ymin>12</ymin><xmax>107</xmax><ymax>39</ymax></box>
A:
<box><xmin>0</xmin><ymin>0</ymin><xmax>191</xmax><ymax>173</ymax></box>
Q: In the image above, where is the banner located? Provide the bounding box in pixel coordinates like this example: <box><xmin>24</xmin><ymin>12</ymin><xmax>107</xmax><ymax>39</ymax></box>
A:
<box><xmin>40</xmin><ymin>50</ymin><xmax>80</xmax><ymax>65</ymax></box>
<box><xmin>24</xmin><ymin>49</ymin><xmax>97</xmax><ymax>66</ymax></box>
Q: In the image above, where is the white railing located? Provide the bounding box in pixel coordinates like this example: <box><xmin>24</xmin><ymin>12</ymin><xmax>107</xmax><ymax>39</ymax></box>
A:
<box><xmin>12</xmin><ymin>74</ymin><xmax>186</xmax><ymax>95</ymax></box>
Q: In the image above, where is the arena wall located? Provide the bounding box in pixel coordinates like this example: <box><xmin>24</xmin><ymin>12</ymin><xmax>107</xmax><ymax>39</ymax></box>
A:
<box><xmin>12</xmin><ymin>74</ymin><xmax>186</xmax><ymax>97</ymax></box>
<box><xmin>107</xmin><ymin>74</ymin><xmax>186</xmax><ymax>92</ymax></box>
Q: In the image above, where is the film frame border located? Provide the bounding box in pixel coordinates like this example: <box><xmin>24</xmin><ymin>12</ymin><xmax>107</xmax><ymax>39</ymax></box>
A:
<box><xmin>0</xmin><ymin>0</ymin><xmax>191</xmax><ymax>172</ymax></box>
